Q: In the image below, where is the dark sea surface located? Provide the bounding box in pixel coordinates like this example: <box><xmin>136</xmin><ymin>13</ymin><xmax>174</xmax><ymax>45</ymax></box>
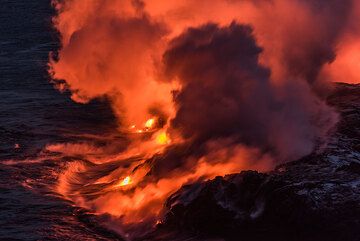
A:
<box><xmin>0</xmin><ymin>1</ymin><xmax>122</xmax><ymax>240</ymax></box>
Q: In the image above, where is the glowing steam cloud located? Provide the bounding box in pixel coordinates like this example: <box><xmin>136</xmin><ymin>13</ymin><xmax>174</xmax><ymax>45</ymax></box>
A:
<box><xmin>49</xmin><ymin>0</ymin><xmax>359</xmax><ymax>237</ymax></box>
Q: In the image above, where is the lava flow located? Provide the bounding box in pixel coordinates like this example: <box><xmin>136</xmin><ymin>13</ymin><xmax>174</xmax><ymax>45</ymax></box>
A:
<box><xmin>48</xmin><ymin>0</ymin><xmax>359</xmax><ymax>239</ymax></box>
<box><xmin>119</xmin><ymin>176</ymin><xmax>132</xmax><ymax>187</ymax></box>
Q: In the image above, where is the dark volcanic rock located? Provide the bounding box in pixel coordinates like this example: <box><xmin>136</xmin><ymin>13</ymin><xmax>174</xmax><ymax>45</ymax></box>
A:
<box><xmin>144</xmin><ymin>83</ymin><xmax>360</xmax><ymax>241</ymax></box>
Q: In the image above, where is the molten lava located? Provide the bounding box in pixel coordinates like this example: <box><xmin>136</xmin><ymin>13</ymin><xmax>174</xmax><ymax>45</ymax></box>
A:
<box><xmin>155</xmin><ymin>131</ymin><xmax>170</xmax><ymax>145</ymax></box>
<box><xmin>49</xmin><ymin>0</ymin><xmax>359</xmax><ymax>238</ymax></box>
<box><xmin>145</xmin><ymin>118</ymin><xmax>155</xmax><ymax>129</ymax></box>
<box><xmin>119</xmin><ymin>176</ymin><xmax>132</xmax><ymax>187</ymax></box>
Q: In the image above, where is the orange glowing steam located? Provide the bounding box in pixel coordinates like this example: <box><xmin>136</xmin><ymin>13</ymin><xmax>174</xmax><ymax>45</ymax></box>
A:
<box><xmin>50</xmin><ymin>0</ymin><xmax>359</xmax><ymax>124</ymax></box>
<box><xmin>49</xmin><ymin>0</ymin><xmax>359</xmax><ymax>238</ymax></box>
<box><xmin>50</xmin><ymin>0</ymin><xmax>178</xmax><ymax>128</ymax></box>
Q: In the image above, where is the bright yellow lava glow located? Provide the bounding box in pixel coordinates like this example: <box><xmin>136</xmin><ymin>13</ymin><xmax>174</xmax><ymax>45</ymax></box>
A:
<box><xmin>156</xmin><ymin>132</ymin><xmax>171</xmax><ymax>145</ymax></box>
<box><xmin>145</xmin><ymin>118</ymin><xmax>155</xmax><ymax>129</ymax></box>
<box><xmin>120</xmin><ymin>176</ymin><xmax>132</xmax><ymax>186</ymax></box>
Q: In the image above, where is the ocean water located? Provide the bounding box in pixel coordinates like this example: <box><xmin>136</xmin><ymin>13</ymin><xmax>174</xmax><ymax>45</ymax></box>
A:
<box><xmin>0</xmin><ymin>1</ymin><xmax>123</xmax><ymax>240</ymax></box>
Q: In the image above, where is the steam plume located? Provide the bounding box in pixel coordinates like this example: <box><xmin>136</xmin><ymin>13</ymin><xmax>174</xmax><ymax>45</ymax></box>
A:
<box><xmin>163</xmin><ymin>22</ymin><xmax>336</xmax><ymax>162</ymax></box>
<box><xmin>48</xmin><ymin>0</ymin><xmax>359</xmax><ymax>237</ymax></box>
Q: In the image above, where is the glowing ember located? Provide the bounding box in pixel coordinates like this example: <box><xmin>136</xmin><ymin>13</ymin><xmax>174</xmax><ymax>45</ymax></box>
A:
<box><xmin>120</xmin><ymin>176</ymin><xmax>132</xmax><ymax>186</ymax></box>
<box><xmin>156</xmin><ymin>132</ymin><xmax>171</xmax><ymax>145</ymax></box>
<box><xmin>145</xmin><ymin>118</ymin><xmax>155</xmax><ymax>129</ymax></box>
